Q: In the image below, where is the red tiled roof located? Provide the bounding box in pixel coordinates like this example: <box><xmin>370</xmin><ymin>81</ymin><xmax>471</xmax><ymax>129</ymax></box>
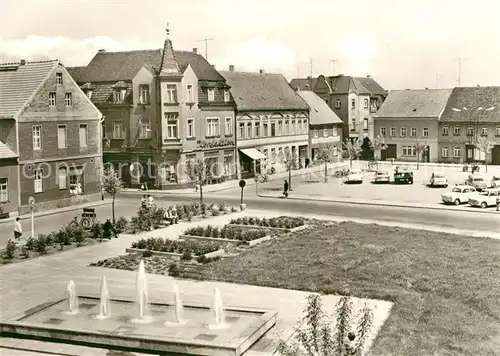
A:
<box><xmin>0</xmin><ymin>60</ymin><xmax>57</xmax><ymax>118</ymax></box>
<box><xmin>440</xmin><ymin>86</ymin><xmax>500</xmax><ymax>123</ymax></box>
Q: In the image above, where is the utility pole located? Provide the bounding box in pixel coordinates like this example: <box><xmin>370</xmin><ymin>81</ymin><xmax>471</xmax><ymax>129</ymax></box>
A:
<box><xmin>197</xmin><ymin>38</ymin><xmax>213</xmax><ymax>60</ymax></box>
<box><xmin>457</xmin><ymin>58</ymin><xmax>463</xmax><ymax>87</ymax></box>
<box><xmin>330</xmin><ymin>59</ymin><xmax>337</xmax><ymax>76</ymax></box>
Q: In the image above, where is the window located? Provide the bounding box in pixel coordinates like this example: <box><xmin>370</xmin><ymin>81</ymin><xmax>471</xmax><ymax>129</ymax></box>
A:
<box><xmin>166</xmin><ymin>115</ymin><xmax>178</xmax><ymax>139</ymax></box>
<box><xmin>56</xmin><ymin>73</ymin><xmax>63</xmax><ymax>84</ymax></box>
<box><xmin>255</xmin><ymin>122</ymin><xmax>260</xmax><ymax>137</ymax></box>
<box><xmin>453</xmin><ymin>147</ymin><xmax>461</xmax><ymax>158</ymax></box>
<box><xmin>277</xmin><ymin>121</ymin><xmax>282</xmax><ymax>136</ymax></box>
<box><xmin>423</xmin><ymin>127</ymin><xmax>429</xmax><ymax>137</ymax></box>
<box><xmin>57</xmin><ymin>125</ymin><xmax>66</xmax><ymax>149</ymax></box>
<box><xmin>207</xmin><ymin>88</ymin><xmax>215</xmax><ymax>102</ymax></box>
<box><xmin>113</xmin><ymin>90</ymin><xmax>124</xmax><ymax>102</ymax></box>
<box><xmin>481</xmin><ymin>127</ymin><xmax>488</xmax><ymax>136</ymax></box>
<box><xmin>79</xmin><ymin>124</ymin><xmax>88</xmax><ymax>147</ymax></box>
<box><xmin>64</xmin><ymin>92</ymin><xmax>72</xmax><ymax>106</ymax></box>
<box><xmin>224</xmin><ymin>89</ymin><xmax>230</xmax><ymax>102</ymax></box>
<box><xmin>246</xmin><ymin>123</ymin><xmax>252</xmax><ymax>138</ymax></box>
<box><xmin>34</xmin><ymin>169</ymin><xmax>44</xmax><ymax>193</ymax></box>
<box><xmin>271</xmin><ymin>148</ymin><xmax>276</xmax><ymax>164</ymax></box>
<box><xmin>410</xmin><ymin>127</ymin><xmax>417</xmax><ymax>137</ymax></box>
<box><xmin>139</xmin><ymin>122</ymin><xmax>151</xmax><ymax>139</ymax></box>
<box><xmin>239</xmin><ymin>123</ymin><xmax>245</xmax><ymax>139</ymax></box>
<box><xmin>291</xmin><ymin>120</ymin><xmax>295</xmax><ymax>134</ymax></box>
<box><xmin>113</xmin><ymin>122</ymin><xmax>124</xmax><ymax>139</ymax></box>
<box><xmin>363</xmin><ymin>118</ymin><xmax>368</xmax><ymax>130</ymax></box>
<box><xmin>380</xmin><ymin>127</ymin><xmax>386</xmax><ymax>136</ymax></box>
<box><xmin>496</xmin><ymin>127</ymin><xmax>500</xmax><ymax>136</ymax></box>
<box><xmin>187</xmin><ymin>119</ymin><xmax>194</xmax><ymax>138</ymax></box>
<box><xmin>441</xmin><ymin>147</ymin><xmax>449</xmax><ymax>158</ymax></box>
<box><xmin>333</xmin><ymin>127</ymin><xmax>338</xmax><ymax>136</ymax></box>
<box><xmin>351</xmin><ymin>118</ymin><xmax>356</xmax><ymax>129</ymax></box>
<box><xmin>400</xmin><ymin>127</ymin><xmax>407</xmax><ymax>137</ymax></box>
<box><xmin>139</xmin><ymin>85</ymin><xmax>150</xmax><ymax>104</ymax></box>
<box><xmin>58</xmin><ymin>166</ymin><xmax>67</xmax><ymax>190</ymax></box>
<box><xmin>323</xmin><ymin>128</ymin><xmax>328</xmax><ymax>137</ymax></box>
<box><xmin>364</xmin><ymin>99</ymin><xmax>369</xmax><ymax>108</ymax></box>
<box><xmin>165</xmin><ymin>84</ymin><xmax>177</xmax><ymax>103</ymax></box>
<box><xmin>335</xmin><ymin>100</ymin><xmax>341</xmax><ymax>109</ymax></box>
<box><xmin>390</xmin><ymin>127</ymin><xmax>396</xmax><ymax>137</ymax></box>
<box><xmin>351</xmin><ymin>98</ymin><xmax>356</xmax><ymax>108</ymax></box>
<box><xmin>454</xmin><ymin>126</ymin><xmax>460</xmax><ymax>135</ymax></box>
<box><xmin>0</xmin><ymin>178</ymin><xmax>8</xmax><ymax>202</ymax></box>
<box><xmin>206</xmin><ymin>118</ymin><xmax>220</xmax><ymax>137</ymax></box>
<box><xmin>186</xmin><ymin>84</ymin><xmax>193</xmax><ymax>103</ymax></box>
<box><xmin>69</xmin><ymin>167</ymin><xmax>84</xmax><ymax>196</ymax></box>
<box><xmin>223</xmin><ymin>152</ymin><xmax>234</xmax><ymax>175</ymax></box>
<box><xmin>271</xmin><ymin>122</ymin><xmax>276</xmax><ymax>137</ymax></box>
<box><xmin>263</xmin><ymin>122</ymin><xmax>268</xmax><ymax>137</ymax></box>
<box><xmin>49</xmin><ymin>92</ymin><xmax>56</xmax><ymax>106</ymax></box>
<box><xmin>442</xmin><ymin>126</ymin><xmax>449</xmax><ymax>135</ymax></box>
<box><xmin>283</xmin><ymin>120</ymin><xmax>289</xmax><ymax>135</ymax></box>
<box><xmin>314</xmin><ymin>129</ymin><xmax>318</xmax><ymax>138</ymax></box>
<box><xmin>467</xmin><ymin>126</ymin><xmax>474</xmax><ymax>136</ymax></box>
<box><xmin>32</xmin><ymin>126</ymin><xmax>42</xmax><ymax>150</ymax></box>
<box><xmin>402</xmin><ymin>145</ymin><xmax>416</xmax><ymax>156</ymax></box>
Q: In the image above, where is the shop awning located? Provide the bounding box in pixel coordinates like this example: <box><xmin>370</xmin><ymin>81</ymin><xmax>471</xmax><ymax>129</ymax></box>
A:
<box><xmin>239</xmin><ymin>148</ymin><xmax>267</xmax><ymax>160</ymax></box>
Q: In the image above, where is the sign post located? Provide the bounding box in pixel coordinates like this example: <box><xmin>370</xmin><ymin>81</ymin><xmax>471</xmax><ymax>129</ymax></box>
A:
<box><xmin>28</xmin><ymin>196</ymin><xmax>35</xmax><ymax>238</ymax></box>
<box><xmin>238</xmin><ymin>179</ymin><xmax>246</xmax><ymax>210</ymax></box>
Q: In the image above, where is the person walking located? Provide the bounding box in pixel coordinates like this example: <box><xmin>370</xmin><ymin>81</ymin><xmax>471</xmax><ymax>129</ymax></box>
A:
<box><xmin>13</xmin><ymin>217</ymin><xmax>22</xmax><ymax>241</ymax></box>
<box><xmin>283</xmin><ymin>180</ymin><xmax>289</xmax><ymax>198</ymax></box>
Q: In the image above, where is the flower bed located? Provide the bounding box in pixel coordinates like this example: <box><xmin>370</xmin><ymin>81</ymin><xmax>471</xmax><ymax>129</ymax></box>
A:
<box><xmin>229</xmin><ymin>216</ymin><xmax>306</xmax><ymax>231</ymax></box>
<box><xmin>130</xmin><ymin>237</ymin><xmax>220</xmax><ymax>257</ymax></box>
<box><xmin>182</xmin><ymin>225</ymin><xmax>267</xmax><ymax>243</ymax></box>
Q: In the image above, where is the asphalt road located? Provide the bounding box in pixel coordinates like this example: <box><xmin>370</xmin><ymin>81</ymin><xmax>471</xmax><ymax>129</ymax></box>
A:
<box><xmin>1</xmin><ymin>192</ymin><xmax>498</xmax><ymax>249</ymax></box>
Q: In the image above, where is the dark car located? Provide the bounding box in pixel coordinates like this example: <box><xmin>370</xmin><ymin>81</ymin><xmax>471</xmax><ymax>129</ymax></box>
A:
<box><xmin>394</xmin><ymin>171</ymin><xmax>414</xmax><ymax>184</ymax></box>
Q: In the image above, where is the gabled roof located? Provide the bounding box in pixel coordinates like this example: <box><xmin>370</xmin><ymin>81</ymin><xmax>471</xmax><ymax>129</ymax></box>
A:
<box><xmin>354</xmin><ymin>77</ymin><xmax>387</xmax><ymax>96</ymax></box>
<box><xmin>220</xmin><ymin>71</ymin><xmax>309</xmax><ymax>111</ymax></box>
<box><xmin>0</xmin><ymin>60</ymin><xmax>58</xmax><ymax>118</ymax></box>
<box><xmin>70</xmin><ymin>48</ymin><xmax>224</xmax><ymax>83</ymax></box>
<box><xmin>297</xmin><ymin>91</ymin><xmax>343</xmax><ymax>125</ymax></box>
<box><xmin>374</xmin><ymin>89</ymin><xmax>452</xmax><ymax>118</ymax></box>
<box><xmin>290</xmin><ymin>78</ymin><xmax>317</xmax><ymax>91</ymax></box>
<box><xmin>440</xmin><ymin>86</ymin><xmax>500</xmax><ymax>123</ymax></box>
<box><xmin>290</xmin><ymin>75</ymin><xmax>386</xmax><ymax>96</ymax></box>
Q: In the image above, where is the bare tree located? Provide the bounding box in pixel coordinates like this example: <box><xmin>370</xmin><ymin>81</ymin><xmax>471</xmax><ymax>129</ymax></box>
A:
<box><xmin>342</xmin><ymin>141</ymin><xmax>362</xmax><ymax>168</ymax></box>
<box><xmin>186</xmin><ymin>158</ymin><xmax>208</xmax><ymax>203</ymax></box>
<box><xmin>314</xmin><ymin>143</ymin><xmax>338</xmax><ymax>183</ymax></box>
<box><xmin>102</xmin><ymin>166</ymin><xmax>123</xmax><ymax>223</ymax></box>
<box><xmin>475</xmin><ymin>136</ymin><xmax>494</xmax><ymax>172</ymax></box>
<box><xmin>278</xmin><ymin>147</ymin><xmax>299</xmax><ymax>191</ymax></box>
<box><xmin>372</xmin><ymin>134</ymin><xmax>388</xmax><ymax>165</ymax></box>
<box><xmin>414</xmin><ymin>141</ymin><xmax>428</xmax><ymax>170</ymax></box>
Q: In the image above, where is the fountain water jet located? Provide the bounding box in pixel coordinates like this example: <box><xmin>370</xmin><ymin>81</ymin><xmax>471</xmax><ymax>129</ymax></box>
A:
<box><xmin>164</xmin><ymin>284</ymin><xmax>186</xmax><ymax>326</ymax></box>
<box><xmin>131</xmin><ymin>259</ymin><xmax>153</xmax><ymax>323</ymax></box>
<box><xmin>64</xmin><ymin>280</ymin><xmax>79</xmax><ymax>315</ymax></box>
<box><xmin>208</xmin><ymin>288</ymin><xmax>228</xmax><ymax>330</ymax></box>
<box><xmin>94</xmin><ymin>276</ymin><xmax>111</xmax><ymax>320</ymax></box>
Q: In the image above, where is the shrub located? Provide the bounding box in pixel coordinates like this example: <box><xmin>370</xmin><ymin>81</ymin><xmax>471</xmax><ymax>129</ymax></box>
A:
<box><xmin>196</xmin><ymin>254</ymin><xmax>207</xmax><ymax>263</ymax></box>
<box><xmin>102</xmin><ymin>220</ymin><xmax>116</xmax><ymax>240</ymax></box>
<box><xmin>200</xmin><ymin>203</ymin><xmax>207</xmax><ymax>217</ymax></box>
<box><xmin>4</xmin><ymin>239</ymin><xmax>17</xmax><ymax>259</ymax></box>
<box><xmin>231</xmin><ymin>206</ymin><xmax>238</xmax><ymax>212</ymax></box>
<box><xmin>131</xmin><ymin>238</ymin><xmax>219</xmax><ymax>256</ymax></box>
<box><xmin>72</xmin><ymin>226</ymin><xmax>86</xmax><ymax>246</ymax></box>
<box><xmin>115</xmin><ymin>217</ymin><xmax>129</xmax><ymax>233</ymax></box>
<box><xmin>91</xmin><ymin>222</ymin><xmax>103</xmax><ymax>240</ymax></box>
<box><xmin>218</xmin><ymin>202</ymin><xmax>226</xmax><ymax>212</ymax></box>
<box><xmin>168</xmin><ymin>262</ymin><xmax>180</xmax><ymax>277</ymax></box>
<box><xmin>34</xmin><ymin>237</ymin><xmax>47</xmax><ymax>254</ymax></box>
<box><xmin>212</xmin><ymin>210</ymin><xmax>220</xmax><ymax>217</ymax></box>
<box><xmin>183</xmin><ymin>225</ymin><xmax>265</xmax><ymax>241</ymax></box>
<box><xmin>25</xmin><ymin>237</ymin><xmax>36</xmax><ymax>251</ymax></box>
<box><xmin>181</xmin><ymin>249</ymin><xmax>192</xmax><ymax>261</ymax></box>
<box><xmin>187</xmin><ymin>212</ymin><xmax>193</xmax><ymax>222</ymax></box>
<box><xmin>142</xmin><ymin>250</ymin><xmax>153</xmax><ymax>258</ymax></box>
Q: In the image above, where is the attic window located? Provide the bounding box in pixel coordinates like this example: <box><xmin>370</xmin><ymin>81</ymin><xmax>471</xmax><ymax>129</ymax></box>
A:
<box><xmin>56</xmin><ymin>73</ymin><xmax>63</xmax><ymax>85</ymax></box>
<box><xmin>114</xmin><ymin>89</ymin><xmax>125</xmax><ymax>102</ymax></box>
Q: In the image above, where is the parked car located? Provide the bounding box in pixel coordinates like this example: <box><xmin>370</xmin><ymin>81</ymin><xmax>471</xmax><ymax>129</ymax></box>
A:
<box><xmin>429</xmin><ymin>172</ymin><xmax>448</xmax><ymax>187</ymax></box>
<box><xmin>345</xmin><ymin>169</ymin><xmax>363</xmax><ymax>184</ymax></box>
<box><xmin>394</xmin><ymin>171</ymin><xmax>414</xmax><ymax>184</ymax></box>
<box><xmin>490</xmin><ymin>176</ymin><xmax>500</xmax><ymax>188</ymax></box>
<box><xmin>441</xmin><ymin>185</ymin><xmax>478</xmax><ymax>205</ymax></box>
<box><xmin>374</xmin><ymin>171</ymin><xmax>390</xmax><ymax>184</ymax></box>
<box><xmin>465</xmin><ymin>174</ymin><xmax>488</xmax><ymax>191</ymax></box>
<box><xmin>468</xmin><ymin>188</ymin><xmax>500</xmax><ymax>209</ymax></box>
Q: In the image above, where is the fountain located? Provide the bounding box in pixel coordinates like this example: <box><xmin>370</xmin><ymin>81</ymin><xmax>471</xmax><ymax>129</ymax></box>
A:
<box><xmin>164</xmin><ymin>284</ymin><xmax>186</xmax><ymax>326</ymax></box>
<box><xmin>94</xmin><ymin>276</ymin><xmax>111</xmax><ymax>320</ymax></box>
<box><xmin>208</xmin><ymin>287</ymin><xmax>228</xmax><ymax>330</ymax></box>
<box><xmin>131</xmin><ymin>259</ymin><xmax>153</xmax><ymax>323</ymax></box>
<box><xmin>64</xmin><ymin>280</ymin><xmax>79</xmax><ymax>315</ymax></box>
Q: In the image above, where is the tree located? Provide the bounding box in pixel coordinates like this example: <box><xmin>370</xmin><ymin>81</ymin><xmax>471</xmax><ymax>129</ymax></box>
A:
<box><xmin>475</xmin><ymin>136</ymin><xmax>494</xmax><ymax>172</ymax></box>
<box><xmin>278</xmin><ymin>147</ymin><xmax>299</xmax><ymax>191</ymax></box>
<box><xmin>360</xmin><ymin>137</ymin><xmax>374</xmax><ymax>160</ymax></box>
<box><xmin>186</xmin><ymin>158</ymin><xmax>208</xmax><ymax>203</ymax></box>
<box><xmin>372</xmin><ymin>135</ymin><xmax>388</xmax><ymax>163</ymax></box>
<box><xmin>342</xmin><ymin>141</ymin><xmax>362</xmax><ymax>168</ymax></box>
<box><xmin>414</xmin><ymin>141</ymin><xmax>428</xmax><ymax>170</ymax></box>
<box><xmin>315</xmin><ymin>143</ymin><xmax>338</xmax><ymax>183</ymax></box>
<box><xmin>102</xmin><ymin>166</ymin><xmax>123</xmax><ymax>223</ymax></box>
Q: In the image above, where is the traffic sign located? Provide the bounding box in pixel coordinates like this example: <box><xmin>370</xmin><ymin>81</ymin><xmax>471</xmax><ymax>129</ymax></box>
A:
<box><xmin>28</xmin><ymin>196</ymin><xmax>35</xmax><ymax>206</ymax></box>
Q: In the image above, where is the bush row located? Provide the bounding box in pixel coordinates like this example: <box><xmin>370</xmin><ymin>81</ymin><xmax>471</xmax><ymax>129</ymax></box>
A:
<box><xmin>183</xmin><ymin>224</ymin><xmax>267</xmax><ymax>241</ymax></box>
<box><xmin>131</xmin><ymin>237</ymin><xmax>220</xmax><ymax>256</ymax></box>
<box><xmin>229</xmin><ymin>216</ymin><xmax>305</xmax><ymax>229</ymax></box>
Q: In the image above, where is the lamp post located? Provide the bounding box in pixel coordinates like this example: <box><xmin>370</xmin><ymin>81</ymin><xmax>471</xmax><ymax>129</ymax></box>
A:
<box><xmin>28</xmin><ymin>196</ymin><xmax>35</xmax><ymax>238</ymax></box>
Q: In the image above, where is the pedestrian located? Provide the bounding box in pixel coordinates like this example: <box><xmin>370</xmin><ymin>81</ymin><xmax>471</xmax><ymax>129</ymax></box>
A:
<box><xmin>283</xmin><ymin>180</ymin><xmax>289</xmax><ymax>198</ymax></box>
<box><xmin>496</xmin><ymin>197</ymin><xmax>500</xmax><ymax>211</ymax></box>
<box><xmin>13</xmin><ymin>217</ymin><xmax>22</xmax><ymax>241</ymax></box>
<box><xmin>140</xmin><ymin>195</ymin><xmax>147</xmax><ymax>209</ymax></box>
<box><xmin>147</xmin><ymin>194</ymin><xmax>155</xmax><ymax>209</ymax></box>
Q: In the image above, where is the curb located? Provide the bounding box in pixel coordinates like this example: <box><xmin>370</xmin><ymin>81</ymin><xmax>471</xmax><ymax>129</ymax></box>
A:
<box><xmin>258</xmin><ymin>194</ymin><xmax>500</xmax><ymax>214</ymax></box>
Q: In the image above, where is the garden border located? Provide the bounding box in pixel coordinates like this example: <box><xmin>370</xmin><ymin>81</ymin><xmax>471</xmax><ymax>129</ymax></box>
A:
<box><xmin>125</xmin><ymin>247</ymin><xmax>225</xmax><ymax>260</ymax></box>
<box><xmin>179</xmin><ymin>234</ymin><xmax>272</xmax><ymax>247</ymax></box>
<box><xmin>227</xmin><ymin>224</ymin><xmax>310</xmax><ymax>233</ymax></box>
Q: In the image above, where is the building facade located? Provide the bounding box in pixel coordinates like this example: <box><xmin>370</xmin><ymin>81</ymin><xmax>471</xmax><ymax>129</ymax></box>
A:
<box><xmin>0</xmin><ymin>60</ymin><xmax>102</xmax><ymax>216</ymax></box>
<box><xmin>373</xmin><ymin>89</ymin><xmax>452</xmax><ymax>163</ymax></box>
<box><xmin>438</xmin><ymin>86</ymin><xmax>500</xmax><ymax>164</ymax></box>
<box><xmin>290</xmin><ymin>74</ymin><xmax>386</xmax><ymax>143</ymax></box>
<box><xmin>220</xmin><ymin>67</ymin><xmax>310</xmax><ymax>177</ymax></box>
<box><xmin>68</xmin><ymin>33</ymin><xmax>236</xmax><ymax>189</ymax></box>
<box><xmin>296</xmin><ymin>91</ymin><xmax>343</xmax><ymax>162</ymax></box>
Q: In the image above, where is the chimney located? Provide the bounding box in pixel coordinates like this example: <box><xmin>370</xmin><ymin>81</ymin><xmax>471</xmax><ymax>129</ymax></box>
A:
<box><xmin>366</xmin><ymin>75</ymin><xmax>371</xmax><ymax>78</ymax></box>
<box><xmin>425</xmin><ymin>87</ymin><xmax>428</xmax><ymax>90</ymax></box>
<box><xmin>212</xmin><ymin>64</ymin><xmax>216</xmax><ymax>69</ymax></box>
<box><xmin>307</xmin><ymin>76</ymin><xmax>311</xmax><ymax>79</ymax></box>
<box><xmin>338</xmin><ymin>74</ymin><xmax>344</xmax><ymax>77</ymax></box>
<box><xmin>229</xmin><ymin>65</ymin><xmax>234</xmax><ymax>72</ymax></box>
<box><xmin>259</xmin><ymin>69</ymin><xmax>264</xmax><ymax>74</ymax></box>
<box><xmin>98</xmin><ymin>49</ymin><xmax>106</xmax><ymax>53</ymax></box>
<box><xmin>192</xmin><ymin>48</ymin><xmax>198</xmax><ymax>54</ymax></box>
<box><xmin>20</xmin><ymin>59</ymin><xmax>26</xmax><ymax>66</ymax></box>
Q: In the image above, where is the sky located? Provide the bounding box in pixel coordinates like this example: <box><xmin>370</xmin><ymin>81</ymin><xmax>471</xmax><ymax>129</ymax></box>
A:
<box><xmin>0</xmin><ymin>0</ymin><xmax>499</xmax><ymax>90</ymax></box>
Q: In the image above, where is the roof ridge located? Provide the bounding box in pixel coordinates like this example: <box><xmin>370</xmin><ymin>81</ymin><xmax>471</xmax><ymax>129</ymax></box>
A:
<box><xmin>0</xmin><ymin>59</ymin><xmax>58</xmax><ymax>66</ymax></box>
<box><xmin>96</xmin><ymin>49</ymin><xmax>161</xmax><ymax>55</ymax></box>
<box><xmin>220</xmin><ymin>70</ymin><xmax>282</xmax><ymax>76</ymax></box>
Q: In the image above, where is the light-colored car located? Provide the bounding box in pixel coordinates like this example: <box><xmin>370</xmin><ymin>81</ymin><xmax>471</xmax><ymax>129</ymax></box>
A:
<box><xmin>465</xmin><ymin>174</ymin><xmax>488</xmax><ymax>191</ymax></box>
<box><xmin>468</xmin><ymin>188</ymin><xmax>500</xmax><ymax>209</ymax></box>
<box><xmin>441</xmin><ymin>185</ymin><xmax>478</xmax><ymax>205</ymax></box>
<box><xmin>429</xmin><ymin>172</ymin><xmax>448</xmax><ymax>187</ymax></box>
<box><xmin>490</xmin><ymin>176</ymin><xmax>500</xmax><ymax>188</ymax></box>
<box><xmin>345</xmin><ymin>169</ymin><xmax>363</xmax><ymax>184</ymax></box>
<box><xmin>374</xmin><ymin>171</ymin><xmax>390</xmax><ymax>184</ymax></box>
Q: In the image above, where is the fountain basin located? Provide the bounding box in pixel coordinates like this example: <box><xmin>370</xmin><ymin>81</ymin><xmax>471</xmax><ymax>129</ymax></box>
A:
<box><xmin>0</xmin><ymin>295</ymin><xmax>278</xmax><ymax>356</ymax></box>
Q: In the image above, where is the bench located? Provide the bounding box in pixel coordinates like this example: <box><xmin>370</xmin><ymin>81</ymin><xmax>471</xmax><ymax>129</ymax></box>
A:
<box><xmin>82</xmin><ymin>208</ymin><xmax>96</xmax><ymax>218</ymax></box>
<box><xmin>162</xmin><ymin>211</ymin><xmax>179</xmax><ymax>225</ymax></box>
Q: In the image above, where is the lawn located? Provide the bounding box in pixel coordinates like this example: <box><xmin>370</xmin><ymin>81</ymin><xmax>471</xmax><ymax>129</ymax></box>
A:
<box><xmin>203</xmin><ymin>221</ymin><xmax>500</xmax><ymax>356</ymax></box>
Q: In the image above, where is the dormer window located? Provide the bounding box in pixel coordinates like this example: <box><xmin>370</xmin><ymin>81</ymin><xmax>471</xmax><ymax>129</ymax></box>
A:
<box><xmin>86</xmin><ymin>90</ymin><xmax>93</xmax><ymax>99</ymax></box>
<box><xmin>208</xmin><ymin>88</ymin><xmax>215</xmax><ymax>102</ymax></box>
<box><xmin>139</xmin><ymin>84</ymin><xmax>150</xmax><ymax>104</ymax></box>
<box><xmin>113</xmin><ymin>90</ymin><xmax>123</xmax><ymax>102</ymax></box>
<box><xmin>224</xmin><ymin>89</ymin><xmax>230</xmax><ymax>102</ymax></box>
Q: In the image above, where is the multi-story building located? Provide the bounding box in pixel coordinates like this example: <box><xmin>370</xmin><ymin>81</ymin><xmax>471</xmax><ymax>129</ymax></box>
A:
<box><xmin>219</xmin><ymin>67</ymin><xmax>310</xmax><ymax>177</ymax></box>
<box><xmin>68</xmin><ymin>32</ymin><xmax>236</xmax><ymax>188</ymax></box>
<box><xmin>438</xmin><ymin>86</ymin><xmax>500</xmax><ymax>164</ymax></box>
<box><xmin>296</xmin><ymin>91</ymin><xmax>343</xmax><ymax>161</ymax></box>
<box><xmin>373</xmin><ymin>89</ymin><xmax>452</xmax><ymax>162</ymax></box>
<box><xmin>0</xmin><ymin>60</ymin><xmax>102</xmax><ymax>216</ymax></box>
<box><xmin>290</xmin><ymin>74</ymin><xmax>387</xmax><ymax>142</ymax></box>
